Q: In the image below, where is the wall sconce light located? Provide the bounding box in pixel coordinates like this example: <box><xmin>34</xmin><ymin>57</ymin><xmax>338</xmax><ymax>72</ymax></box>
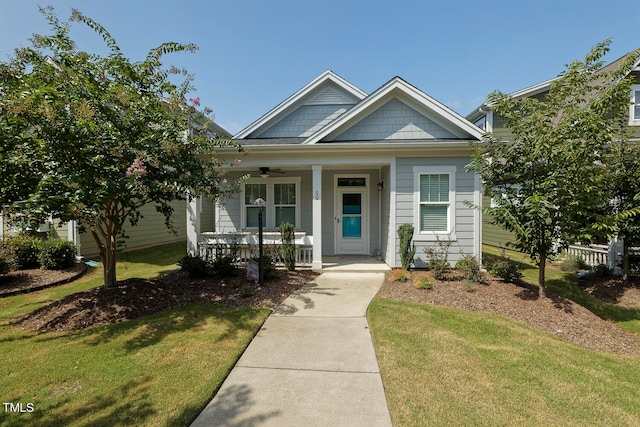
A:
<box><xmin>377</xmin><ymin>181</ymin><xmax>384</xmax><ymax>191</ymax></box>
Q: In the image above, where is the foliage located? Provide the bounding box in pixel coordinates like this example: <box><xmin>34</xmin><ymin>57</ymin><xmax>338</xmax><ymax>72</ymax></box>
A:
<box><xmin>455</xmin><ymin>254</ymin><xmax>485</xmax><ymax>283</ymax></box>
<box><xmin>484</xmin><ymin>250</ymin><xmax>523</xmax><ymax>283</ymax></box>
<box><xmin>179</xmin><ymin>253</ymin><xmax>210</xmax><ymax>278</ymax></box>
<box><xmin>36</xmin><ymin>238</ymin><xmax>77</xmax><ymax>270</ymax></box>
<box><xmin>415</xmin><ymin>276</ymin><xmax>433</xmax><ymax>290</ymax></box>
<box><xmin>4</xmin><ymin>234</ymin><xmax>40</xmax><ymax>269</ymax></box>
<box><xmin>463</xmin><ymin>280</ymin><xmax>475</xmax><ymax>292</ymax></box>
<box><xmin>0</xmin><ymin>250</ymin><xmax>11</xmax><ymax>275</ymax></box>
<box><xmin>593</xmin><ymin>263</ymin><xmax>612</xmax><ymax>277</ymax></box>
<box><xmin>390</xmin><ymin>269</ymin><xmax>411</xmax><ymax>283</ymax></box>
<box><xmin>597</xmin><ymin>134</ymin><xmax>640</xmax><ymax>281</ymax></box>
<box><xmin>424</xmin><ymin>235</ymin><xmax>452</xmax><ymax>280</ymax></box>
<box><xmin>240</xmin><ymin>285</ymin><xmax>255</xmax><ymax>298</ymax></box>
<box><xmin>559</xmin><ymin>254</ymin><xmax>589</xmax><ymax>272</ymax></box>
<box><xmin>398</xmin><ymin>224</ymin><xmax>416</xmax><ymax>271</ymax></box>
<box><xmin>212</xmin><ymin>255</ymin><xmax>237</xmax><ymax>277</ymax></box>
<box><xmin>279</xmin><ymin>222</ymin><xmax>296</xmax><ymax>271</ymax></box>
<box><xmin>467</xmin><ymin>40</ymin><xmax>640</xmax><ymax>295</ymax></box>
<box><xmin>0</xmin><ymin>7</ymin><xmax>243</xmax><ymax>286</ymax></box>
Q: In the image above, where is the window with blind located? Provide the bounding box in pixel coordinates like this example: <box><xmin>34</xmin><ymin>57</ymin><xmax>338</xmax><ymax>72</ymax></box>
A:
<box><xmin>413</xmin><ymin>166</ymin><xmax>455</xmax><ymax>238</ymax></box>
<box><xmin>419</xmin><ymin>174</ymin><xmax>449</xmax><ymax>232</ymax></box>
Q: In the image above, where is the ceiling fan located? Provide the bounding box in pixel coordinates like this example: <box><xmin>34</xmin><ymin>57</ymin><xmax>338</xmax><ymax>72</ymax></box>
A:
<box><xmin>258</xmin><ymin>167</ymin><xmax>285</xmax><ymax>178</ymax></box>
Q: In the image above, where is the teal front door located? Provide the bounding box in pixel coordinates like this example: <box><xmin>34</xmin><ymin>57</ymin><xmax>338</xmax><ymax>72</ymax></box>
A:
<box><xmin>335</xmin><ymin>186</ymin><xmax>368</xmax><ymax>254</ymax></box>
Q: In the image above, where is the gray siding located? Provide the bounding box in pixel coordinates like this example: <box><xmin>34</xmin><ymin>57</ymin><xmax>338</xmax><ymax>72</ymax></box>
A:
<box><xmin>78</xmin><ymin>199</ymin><xmax>186</xmax><ymax>258</ymax></box>
<box><xmin>258</xmin><ymin>105</ymin><xmax>350</xmax><ymax>138</ymax></box>
<box><xmin>394</xmin><ymin>157</ymin><xmax>478</xmax><ymax>268</ymax></box>
<box><xmin>333</xmin><ymin>99</ymin><xmax>458</xmax><ymax>141</ymax></box>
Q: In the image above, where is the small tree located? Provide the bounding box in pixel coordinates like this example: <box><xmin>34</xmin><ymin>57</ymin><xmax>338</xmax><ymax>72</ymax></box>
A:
<box><xmin>279</xmin><ymin>222</ymin><xmax>296</xmax><ymax>271</ymax></box>
<box><xmin>398</xmin><ymin>224</ymin><xmax>416</xmax><ymax>271</ymax></box>
<box><xmin>468</xmin><ymin>40</ymin><xmax>640</xmax><ymax>297</ymax></box>
<box><xmin>0</xmin><ymin>7</ymin><xmax>243</xmax><ymax>286</ymax></box>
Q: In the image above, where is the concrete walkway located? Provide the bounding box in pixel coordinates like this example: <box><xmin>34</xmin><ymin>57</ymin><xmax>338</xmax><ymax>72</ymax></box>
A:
<box><xmin>190</xmin><ymin>272</ymin><xmax>393</xmax><ymax>427</ymax></box>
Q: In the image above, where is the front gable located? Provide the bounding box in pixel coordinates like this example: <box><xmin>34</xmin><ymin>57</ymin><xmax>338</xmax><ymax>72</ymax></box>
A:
<box><xmin>234</xmin><ymin>70</ymin><xmax>366</xmax><ymax>140</ymax></box>
<box><xmin>330</xmin><ymin>98</ymin><xmax>459</xmax><ymax>141</ymax></box>
<box><xmin>303</xmin><ymin>77</ymin><xmax>484</xmax><ymax>144</ymax></box>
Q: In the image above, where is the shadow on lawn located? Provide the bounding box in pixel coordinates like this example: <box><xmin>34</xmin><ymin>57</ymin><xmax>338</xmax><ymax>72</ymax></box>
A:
<box><xmin>31</xmin><ymin>303</ymin><xmax>265</xmax><ymax>354</ymax></box>
<box><xmin>1</xmin><ymin>377</ymin><xmax>155</xmax><ymax>427</ymax></box>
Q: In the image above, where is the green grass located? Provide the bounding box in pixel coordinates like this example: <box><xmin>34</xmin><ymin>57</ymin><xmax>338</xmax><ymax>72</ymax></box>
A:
<box><xmin>0</xmin><ymin>242</ymin><xmax>269</xmax><ymax>426</ymax></box>
<box><xmin>369</xmin><ymin>299</ymin><xmax>640</xmax><ymax>426</ymax></box>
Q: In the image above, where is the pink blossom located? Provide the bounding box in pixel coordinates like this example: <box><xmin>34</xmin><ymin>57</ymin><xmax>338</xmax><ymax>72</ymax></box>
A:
<box><xmin>221</xmin><ymin>178</ymin><xmax>228</xmax><ymax>186</ymax></box>
<box><xmin>189</xmin><ymin>96</ymin><xmax>200</xmax><ymax>107</ymax></box>
<box><xmin>234</xmin><ymin>159</ymin><xmax>242</xmax><ymax>166</ymax></box>
<box><xmin>126</xmin><ymin>158</ymin><xmax>147</xmax><ymax>177</ymax></box>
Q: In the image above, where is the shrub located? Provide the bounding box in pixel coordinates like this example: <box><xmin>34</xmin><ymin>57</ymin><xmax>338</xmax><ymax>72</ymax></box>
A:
<box><xmin>212</xmin><ymin>255</ymin><xmax>237</xmax><ymax>277</ymax></box>
<box><xmin>429</xmin><ymin>259</ymin><xmax>451</xmax><ymax>280</ymax></box>
<box><xmin>593</xmin><ymin>263</ymin><xmax>611</xmax><ymax>277</ymax></box>
<box><xmin>560</xmin><ymin>254</ymin><xmax>588</xmax><ymax>272</ymax></box>
<box><xmin>398</xmin><ymin>224</ymin><xmax>416</xmax><ymax>271</ymax></box>
<box><xmin>415</xmin><ymin>276</ymin><xmax>433</xmax><ymax>290</ymax></box>
<box><xmin>463</xmin><ymin>279</ymin><xmax>475</xmax><ymax>292</ymax></box>
<box><xmin>424</xmin><ymin>235</ymin><xmax>453</xmax><ymax>280</ymax></box>
<box><xmin>279</xmin><ymin>222</ymin><xmax>296</xmax><ymax>271</ymax></box>
<box><xmin>179</xmin><ymin>254</ymin><xmax>210</xmax><ymax>277</ymax></box>
<box><xmin>240</xmin><ymin>285</ymin><xmax>255</xmax><ymax>298</ymax></box>
<box><xmin>390</xmin><ymin>269</ymin><xmax>410</xmax><ymax>282</ymax></box>
<box><xmin>37</xmin><ymin>238</ymin><xmax>77</xmax><ymax>270</ymax></box>
<box><xmin>455</xmin><ymin>255</ymin><xmax>485</xmax><ymax>283</ymax></box>
<box><xmin>0</xmin><ymin>250</ymin><xmax>11</xmax><ymax>275</ymax></box>
<box><xmin>4</xmin><ymin>234</ymin><xmax>40</xmax><ymax>269</ymax></box>
<box><xmin>485</xmin><ymin>251</ymin><xmax>522</xmax><ymax>283</ymax></box>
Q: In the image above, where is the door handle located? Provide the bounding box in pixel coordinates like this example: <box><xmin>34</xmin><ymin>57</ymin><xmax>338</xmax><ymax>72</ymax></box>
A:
<box><xmin>335</xmin><ymin>217</ymin><xmax>340</xmax><ymax>223</ymax></box>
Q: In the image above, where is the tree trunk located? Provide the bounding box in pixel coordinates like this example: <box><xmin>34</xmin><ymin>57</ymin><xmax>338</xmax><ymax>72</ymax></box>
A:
<box><xmin>538</xmin><ymin>253</ymin><xmax>547</xmax><ymax>299</ymax></box>
<box><xmin>622</xmin><ymin>238</ymin><xmax>630</xmax><ymax>283</ymax></box>
<box><xmin>90</xmin><ymin>217</ymin><xmax>119</xmax><ymax>288</ymax></box>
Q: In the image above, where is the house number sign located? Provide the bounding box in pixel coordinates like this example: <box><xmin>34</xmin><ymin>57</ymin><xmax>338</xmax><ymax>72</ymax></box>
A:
<box><xmin>315</xmin><ymin>191</ymin><xmax>320</xmax><ymax>200</ymax></box>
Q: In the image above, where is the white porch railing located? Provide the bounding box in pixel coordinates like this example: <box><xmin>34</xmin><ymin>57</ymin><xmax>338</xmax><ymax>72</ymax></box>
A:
<box><xmin>197</xmin><ymin>231</ymin><xmax>313</xmax><ymax>267</ymax></box>
<box><xmin>565</xmin><ymin>244</ymin><xmax>609</xmax><ymax>267</ymax></box>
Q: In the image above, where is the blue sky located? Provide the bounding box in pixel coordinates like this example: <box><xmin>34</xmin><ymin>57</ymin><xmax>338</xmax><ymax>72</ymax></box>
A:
<box><xmin>2</xmin><ymin>1</ymin><xmax>638</xmax><ymax>135</ymax></box>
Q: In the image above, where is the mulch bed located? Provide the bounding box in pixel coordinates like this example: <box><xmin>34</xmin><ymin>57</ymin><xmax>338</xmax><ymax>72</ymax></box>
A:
<box><xmin>10</xmin><ymin>268</ymin><xmax>319</xmax><ymax>333</ymax></box>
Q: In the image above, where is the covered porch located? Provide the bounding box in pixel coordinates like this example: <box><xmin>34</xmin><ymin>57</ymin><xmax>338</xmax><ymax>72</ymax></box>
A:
<box><xmin>186</xmin><ymin>156</ymin><xmax>395</xmax><ymax>271</ymax></box>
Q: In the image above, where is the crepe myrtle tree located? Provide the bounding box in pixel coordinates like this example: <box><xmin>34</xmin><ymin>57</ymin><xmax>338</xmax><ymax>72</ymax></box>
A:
<box><xmin>0</xmin><ymin>7</ymin><xmax>244</xmax><ymax>287</ymax></box>
<box><xmin>468</xmin><ymin>40</ymin><xmax>640</xmax><ymax>297</ymax></box>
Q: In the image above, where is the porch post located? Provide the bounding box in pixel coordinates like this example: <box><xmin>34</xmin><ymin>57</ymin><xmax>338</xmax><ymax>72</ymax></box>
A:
<box><xmin>312</xmin><ymin>165</ymin><xmax>323</xmax><ymax>270</ymax></box>
<box><xmin>186</xmin><ymin>195</ymin><xmax>201</xmax><ymax>256</ymax></box>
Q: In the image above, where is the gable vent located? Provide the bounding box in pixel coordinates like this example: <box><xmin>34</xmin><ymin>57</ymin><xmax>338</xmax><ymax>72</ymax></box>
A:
<box><xmin>306</xmin><ymin>87</ymin><xmax>355</xmax><ymax>106</ymax></box>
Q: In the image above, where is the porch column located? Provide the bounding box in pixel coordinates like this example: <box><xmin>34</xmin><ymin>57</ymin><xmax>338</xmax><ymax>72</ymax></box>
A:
<box><xmin>312</xmin><ymin>165</ymin><xmax>323</xmax><ymax>270</ymax></box>
<box><xmin>186</xmin><ymin>196</ymin><xmax>201</xmax><ymax>256</ymax></box>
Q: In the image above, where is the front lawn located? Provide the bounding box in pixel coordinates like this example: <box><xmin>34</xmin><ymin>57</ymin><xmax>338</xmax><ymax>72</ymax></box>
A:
<box><xmin>0</xmin><ymin>243</ymin><xmax>269</xmax><ymax>427</ymax></box>
<box><xmin>369</xmin><ymin>244</ymin><xmax>640</xmax><ymax>426</ymax></box>
<box><xmin>369</xmin><ymin>299</ymin><xmax>640</xmax><ymax>426</ymax></box>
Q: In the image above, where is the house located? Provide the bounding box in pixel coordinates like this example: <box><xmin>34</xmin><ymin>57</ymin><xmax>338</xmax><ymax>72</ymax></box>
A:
<box><xmin>187</xmin><ymin>71</ymin><xmax>484</xmax><ymax>270</ymax></box>
<box><xmin>466</xmin><ymin>49</ymin><xmax>640</xmax><ymax>267</ymax></box>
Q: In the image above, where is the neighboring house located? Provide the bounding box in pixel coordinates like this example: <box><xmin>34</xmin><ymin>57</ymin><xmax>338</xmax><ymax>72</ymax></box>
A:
<box><xmin>1</xmin><ymin>121</ymin><xmax>230</xmax><ymax>260</ymax></box>
<box><xmin>187</xmin><ymin>70</ymin><xmax>484</xmax><ymax>270</ymax></box>
<box><xmin>466</xmin><ymin>49</ymin><xmax>640</xmax><ymax>266</ymax></box>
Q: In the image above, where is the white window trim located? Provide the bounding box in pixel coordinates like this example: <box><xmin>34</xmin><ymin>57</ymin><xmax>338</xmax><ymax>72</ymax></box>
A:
<box><xmin>412</xmin><ymin>166</ymin><xmax>456</xmax><ymax>241</ymax></box>
<box><xmin>630</xmin><ymin>84</ymin><xmax>640</xmax><ymax>126</ymax></box>
<box><xmin>241</xmin><ymin>177</ymin><xmax>301</xmax><ymax>230</ymax></box>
